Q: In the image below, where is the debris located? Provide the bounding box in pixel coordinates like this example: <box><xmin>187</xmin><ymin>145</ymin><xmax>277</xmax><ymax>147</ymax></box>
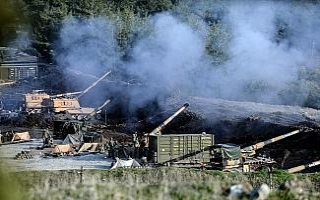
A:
<box><xmin>279</xmin><ymin>179</ymin><xmax>310</xmax><ymax>200</ymax></box>
<box><xmin>15</xmin><ymin>151</ymin><xmax>33</xmax><ymax>160</ymax></box>
<box><xmin>250</xmin><ymin>183</ymin><xmax>271</xmax><ymax>200</ymax></box>
<box><xmin>227</xmin><ymin>183</ymin><xmax>252</xmax><ymax>199</ymax></box>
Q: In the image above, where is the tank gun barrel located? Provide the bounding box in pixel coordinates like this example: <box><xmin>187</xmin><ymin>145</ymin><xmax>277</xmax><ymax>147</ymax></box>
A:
<box><xmin>241</xmin><ymin>130</ymin><xmax>301</xmax><ymax>156</ymax></box>
<box><xmin>49</xmin><ymin>71</ymin><xmax>111</xmax><ymax>98</ymax></box>
<box><xmin>50</xmin><ymin>91</ymin><xmax>82</xmax><ymax>98</ymax></box>
<box><xmin>288</xmin><ymin>160</ymin><xmax>320</xmax><ymax>173</ymax></box>
<box><xmin>77</xmin><ymin>70</ymin><xmax>111</xmax><ymax>99</ymax></box>
<box><xmin>149</xmin><ymin>103</ymin><xmax>189</xmax><ymax>136</ymax></box>
<box><xmin>85</xmin><ymin>99</ymin><xmax>111</xmax><ymax>120</ymax></box>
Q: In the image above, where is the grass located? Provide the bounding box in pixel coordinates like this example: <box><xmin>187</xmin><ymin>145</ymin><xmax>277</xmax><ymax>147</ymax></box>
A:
<box><xmin>0</xmin><ymin>166</ymin><xmax>318</xmax><ymax>200</ymax></box>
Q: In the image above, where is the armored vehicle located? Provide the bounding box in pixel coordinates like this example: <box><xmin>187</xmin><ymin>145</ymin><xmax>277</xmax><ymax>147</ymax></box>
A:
<box><xmin>22</xmin><ymin>71</ymin><xmax>111</xmax><ymax>114</ymax></box>
<box><xmin>23</xmin><ymin>90</ymin><xmax>50</xmax><ymax>113</ymax></box>
<box><xmin>115</xmin><ymin>103</ymin><xmax>305</xmax><ymax>172</ymax></box>
<box><xmin>52</xmin><ymin>98</ymin><xmax>111</xmax><ymax>139</ymax></box>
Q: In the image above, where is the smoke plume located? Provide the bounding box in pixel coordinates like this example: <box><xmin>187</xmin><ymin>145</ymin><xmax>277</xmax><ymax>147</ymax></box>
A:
<box><xmin>56</xmin><ymin>17</ymin><xmax>120</xmax><ymax>89</ymax></box>
<box><xmin>55</xmin><ymin>1</ymin><xmax>320</xmax><ymax>113</ymax></box>
<box><xmin>126</xmin><ymin>13</ymin><xmax>204</xmax><ymax>109</ymax></box>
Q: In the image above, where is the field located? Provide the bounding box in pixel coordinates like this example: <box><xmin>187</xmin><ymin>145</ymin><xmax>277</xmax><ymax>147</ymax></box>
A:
<box><xmin>0</xmin><ymin>164</ymin><xmax>319</xmax><ymax>200</ymax></box>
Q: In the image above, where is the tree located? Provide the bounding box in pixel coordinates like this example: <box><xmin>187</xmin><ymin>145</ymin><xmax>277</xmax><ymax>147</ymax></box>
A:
<box><xmin>0</xmin><ymin>0</ymin><xmax>27</xmax><ymax>46</ymax></box>
<box><xmin>205</xmin><ymin>23</ymin><xmax>230</xmax><ymax>66</ymax></box>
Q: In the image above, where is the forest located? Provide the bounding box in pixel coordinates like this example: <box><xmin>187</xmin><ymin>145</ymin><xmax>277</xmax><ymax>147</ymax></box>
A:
<box><xmin>1</xmin><ymin>0</ymin><xmax>320</xmax><ymax>110</ymax></box>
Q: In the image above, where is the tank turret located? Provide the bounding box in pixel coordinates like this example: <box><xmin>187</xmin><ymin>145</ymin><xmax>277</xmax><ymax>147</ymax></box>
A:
<box><xmin>49</xmin><ymin>91</ymin><xmax>82</xmax><ymax>98</ymax></box>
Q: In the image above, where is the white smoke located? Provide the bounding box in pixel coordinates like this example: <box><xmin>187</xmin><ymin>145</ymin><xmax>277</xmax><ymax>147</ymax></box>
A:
<box><xmin>126</xmin><ymin>13</ymin><xmax>205</xmax><ymax>109</ymax></box>
<box><xmin>54</xmin><ymin>1</ymin><xmax>320</xmax><ymax>111</ymax></box>
<box><xmin>56</xmin><ymin>16</ymin><xmax>120</xmax><ymax>88</ymax></box>
<box><xmin>209</xmin><ymin>1</ymin><xmax>306</xmax><ymax>103</ymax></box>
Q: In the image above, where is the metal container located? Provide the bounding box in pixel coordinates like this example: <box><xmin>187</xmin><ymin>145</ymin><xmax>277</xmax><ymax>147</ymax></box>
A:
<box><xmin>148</xmin><ymin>133</ymin><xmax>214</xmax><ymax>164</ymax></box>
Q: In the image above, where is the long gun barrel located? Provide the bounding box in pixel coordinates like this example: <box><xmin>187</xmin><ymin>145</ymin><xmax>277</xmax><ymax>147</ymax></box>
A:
<box><xmin>77</xmin><ymin>70</ymin><xmax>111</xmax><ymax>99</ymax></box>
<box><xmin>149</xmin><ymin>103</ymin><xmax>189</xmax><ymax>136</ymax></box>
<box><xmin>50</xmin><ymin>91</ymin><xmax>82</xmax><ymax>98</ymax></box>
<box><xmin>85</xmin><ymin>99</ymin><xmax>111</xmax><ymax>120</ymax></box>
<box><xmin>49</xmin><ymin>71</ymin><xmax>111</xmax><ymax>99</ymax></box>
<box><xmin>241</xmin><ymin>130</ymin><xmax>301</xmax><ymax>156</ymax></box>
<box><xmin>288</xmin><ymin>160</ymin><xmax>320</xmax><ymax>173</ymax></box>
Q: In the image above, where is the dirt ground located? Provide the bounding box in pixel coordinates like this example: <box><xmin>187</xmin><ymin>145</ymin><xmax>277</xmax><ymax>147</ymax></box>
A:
<box><xmin>0</xmin><ymin>139</ymin><xmax>113</xmax><ymax>171</ymax></box>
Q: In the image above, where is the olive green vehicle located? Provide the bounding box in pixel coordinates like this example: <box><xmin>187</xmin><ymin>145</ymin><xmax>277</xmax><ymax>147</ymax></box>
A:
<box><xmin>114</xmin><ymin>103</ymin><xmax>307</xmax><ymax>172</ymax></box>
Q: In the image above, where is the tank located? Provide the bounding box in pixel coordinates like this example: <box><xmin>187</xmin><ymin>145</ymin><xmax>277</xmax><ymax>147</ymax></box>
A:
<box><xmin>23</xmin><ymin>90</ymin><xmax>50</xmax><ymax>113</ymax></box>
<box><xmin>49</xmin><ymin>70</ymin><xmax>111</xmax><ymax>113</ymax></box>
<box><xmin>22</xmin><ymin>70</ymin><xmax>111</xmax><ymax>114</ymax></box>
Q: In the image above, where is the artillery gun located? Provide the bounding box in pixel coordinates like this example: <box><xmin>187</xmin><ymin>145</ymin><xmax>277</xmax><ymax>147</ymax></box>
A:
<box><xmin>287</xmin><ymin>160</ymin><xmax>320</xmax><ymax>173</ymax></box>
<box><xmin>41</xmin><ymin>98</ymin><xmax>112</xmax><ymax>156</ymax></box>
<box><xmin>110</xmin><ymin>103</ymin><xmax>191</xmax><ymax>160</ymax></box>
<box><xmin>23</xmin><ymin>90</ymin><xmax>50</xmax><ymax>113</ymax></box>
<box><xmin>112</xmin><ymin>103</ymin><xmax>308</xmax><ymax>172</ymax></box>
<box><xmin>208</xmin><ymin>129</ymin><xmax>302</xmax><ymax>172</ymax></box>
<box><xmin>52</xmin><ymin>98</ymin><xmax>112</xmax><ymax>139</ymax></box>
<box><xmin>140</xmin><ymin>129</ymin><xmax>303</xmax><ymax>171</ymax></box>
<box><xmin>22</xmin><ymin>70</ymin><xmax>111</xmax><ymax>114</ymax></box>
<box><xmin>148</xmin><ymin>103</ymin><xmax>189</xmax><ymax>136</ymax></box>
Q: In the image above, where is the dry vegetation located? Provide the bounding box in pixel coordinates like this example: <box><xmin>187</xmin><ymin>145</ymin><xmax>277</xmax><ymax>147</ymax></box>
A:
<box><xmin>2</xmin><ymin>167</ymin><xmax>318</xmax><ymax>200</ymax></box>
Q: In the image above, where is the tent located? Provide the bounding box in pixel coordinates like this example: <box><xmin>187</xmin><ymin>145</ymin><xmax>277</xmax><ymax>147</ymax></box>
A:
<box><xmin>52</xmin><ymin>144</ymin><xmax>73</xmax><ymax>154</ymax></box>
<box><xmin>12</xmin><ymin>132</ymin><xmax>31</xmax><ymax>141</ymax></box>
<box><xmin>110</xmin><ymin>158</ymin><xmax>141</xmax><ymax>169</ymax></box>
<box><xmin>78</xmin><ymin>143</ymin><xmax>102</xmax><ymax>152</ymax></box>
<box><xmin>62</xmin><ymin>134</ymin><xmax>83</xmax><ymax>145</ymax></box>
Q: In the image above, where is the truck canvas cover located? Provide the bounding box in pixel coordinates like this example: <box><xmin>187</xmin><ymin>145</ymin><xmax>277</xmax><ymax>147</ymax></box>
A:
<box><xmin>218</xmin><ymin>144</ymin><xmax>241</xmax><ymax>160</ymax></box>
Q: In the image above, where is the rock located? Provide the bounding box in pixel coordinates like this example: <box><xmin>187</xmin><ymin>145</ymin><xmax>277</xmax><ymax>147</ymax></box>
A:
<box><xmin>279</xmin><ymin>179</ymin><xmax>310</xmax><ymax>200</ymax></box>
<box><xmin>250</xmin><ymin>183</ymin><xmax>270</xmax><ymax>200</ymax></box>
<box><xmin>227</xmin><ymin>183</ymin><xmax>252</xmax><ymax>199</ymax></box>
